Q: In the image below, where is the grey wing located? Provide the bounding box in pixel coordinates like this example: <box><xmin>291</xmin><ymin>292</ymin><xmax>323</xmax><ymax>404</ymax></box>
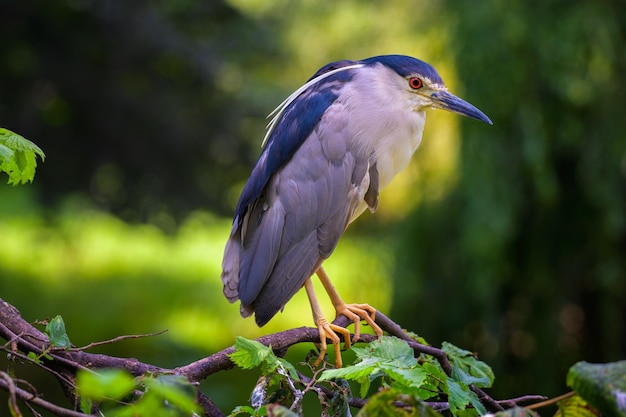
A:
<box><xmin>221</xmin><ymin>110</ymin><xmax>378</xmax><ymax>327</ymax></box>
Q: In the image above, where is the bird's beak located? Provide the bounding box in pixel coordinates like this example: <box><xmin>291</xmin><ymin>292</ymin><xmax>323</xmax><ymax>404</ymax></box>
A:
<box><xmin>430</xmin><ymin>91</ymin><xmax>493</xmax><ymax>125</ymax></box>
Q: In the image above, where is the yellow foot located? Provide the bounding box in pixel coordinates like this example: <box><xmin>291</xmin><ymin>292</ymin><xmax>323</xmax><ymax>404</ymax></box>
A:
<box><xmin>336</xmin><ymin>303</ymin><xmax>383</xmax><ymax>342</ymax></box>
<box><xmin>312</xmin><ymin>304</ymin><xmax>383</xmax><ymax>368</ymax></box>
<box><xmin>313</xmin><ymin>316</ymin><xmax>351</xmax><ymax>368</ymax></box>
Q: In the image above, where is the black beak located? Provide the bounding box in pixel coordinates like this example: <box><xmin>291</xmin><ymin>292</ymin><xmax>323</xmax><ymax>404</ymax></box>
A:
<box><xmin>430</xmin><ymin>91</ymin><xmax>493</xmax><ymax>125</ymax></box>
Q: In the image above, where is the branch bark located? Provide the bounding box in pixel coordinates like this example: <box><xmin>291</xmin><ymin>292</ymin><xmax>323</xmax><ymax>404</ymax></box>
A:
<box><xmin>0</xmin><ymin>297</ymin><xmax>545</xmax><ymax>416</ymax></box>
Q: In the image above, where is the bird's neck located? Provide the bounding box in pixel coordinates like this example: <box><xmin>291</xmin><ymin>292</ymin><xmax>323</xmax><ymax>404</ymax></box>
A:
<box><xmin>343</xmin><ymin>66</ymin><xmax>427</xmax><ymax>190</ymax></box>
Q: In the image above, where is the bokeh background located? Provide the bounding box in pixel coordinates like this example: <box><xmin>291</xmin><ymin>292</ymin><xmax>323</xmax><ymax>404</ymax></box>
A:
<box><xmin>1</xmin><ymin>0</ymin><xmax>624</xmax><ymax>414</ymax></box>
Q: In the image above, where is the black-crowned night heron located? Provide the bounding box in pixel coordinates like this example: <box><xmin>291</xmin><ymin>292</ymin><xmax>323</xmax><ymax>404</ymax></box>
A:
<box><xmin>221</xmin><ymin>55</ymin><xmax>491</xmax><ymax>367</ymax></box>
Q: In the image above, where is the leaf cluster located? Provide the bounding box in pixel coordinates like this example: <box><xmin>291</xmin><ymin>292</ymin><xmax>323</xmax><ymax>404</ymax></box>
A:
<box><xmin>319</xmin><ymin>337</ymin><xmax>493</xmax><ymax>416</ymax></box>
<box><xmin>0</xmin><ymin>127</ymin><xmax>45</xmax><ymax>185</ymax></box>
<box><xmin>228</xmin><ymin>337</ymin><xmax>327</xmax><ymax>416</ymax></box>
<box><xmin>76</xmin><ymin>369</ymin><xmax>199</xmax><ymax>417</ymax></box>
<box><xmin>228</xmin><ymin>335</ymin><xmax>496</xmax><ymax>416</ymax></box>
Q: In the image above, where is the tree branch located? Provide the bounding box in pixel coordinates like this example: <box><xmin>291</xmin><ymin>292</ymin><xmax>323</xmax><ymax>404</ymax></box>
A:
<box><xmin>0</xmin><ymin>297</ymin><xmax>545</xmax><ymax>416</ymax></box>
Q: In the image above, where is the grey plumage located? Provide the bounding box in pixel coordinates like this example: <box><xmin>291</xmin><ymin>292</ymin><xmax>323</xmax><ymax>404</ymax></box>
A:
<box><xmin>220</xmin><ymin>54</ymin><xmax>492</xmax><ymax>329</ymax></box>
<box><xmin>222</xmin><ymin>111</ymin><xmax>377</xmax><ymax>326</ymax></box>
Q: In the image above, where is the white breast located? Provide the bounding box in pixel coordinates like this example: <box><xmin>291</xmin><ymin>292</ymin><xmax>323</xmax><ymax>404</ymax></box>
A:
<box><xmin>340</xmin><ymin>64</ymin><xmax>427</xmax><ymax>191</ymax></box>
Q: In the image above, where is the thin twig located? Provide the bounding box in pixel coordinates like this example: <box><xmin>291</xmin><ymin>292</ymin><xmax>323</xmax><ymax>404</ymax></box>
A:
<box><xmin>525</xmin><ymin>391</ymin><xmax>573</xmax><ymax>410</ymax></box>
<box><xmin>0</xmin><ymin>371</ymin><xmax>21</xmax><ymax>417</ymax></box>
<box><xmin>0</xmin><ymin>374</ymin><xmax>90</xmax><ymax>417</ymax></box>
<box><xmin>0</xmin><ymin>347</ymin><xmax>80</xmax><ymax>390</ymax></box>
<box><xmin>67</xmin><ymin>330</ymin><xmax>168</xmax><ymax>352</ymax></box>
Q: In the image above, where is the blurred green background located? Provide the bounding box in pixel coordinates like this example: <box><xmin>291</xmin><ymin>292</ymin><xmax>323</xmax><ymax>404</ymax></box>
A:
<box><xmin>1</xmin><ymin>0</ymin><xmax>624</xmax><ymax>415</ymax></box>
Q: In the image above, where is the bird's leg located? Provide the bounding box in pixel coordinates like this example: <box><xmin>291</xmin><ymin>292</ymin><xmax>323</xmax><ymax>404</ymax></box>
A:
<box><xmin>304</xmin><ymin>278</ymin><xmax>350</xmax><ymax>368</ymax></box>
<box><xmin>315</xmin><ymin>266</ymin><xmax>383</xmax><ymax>342</ymax></box>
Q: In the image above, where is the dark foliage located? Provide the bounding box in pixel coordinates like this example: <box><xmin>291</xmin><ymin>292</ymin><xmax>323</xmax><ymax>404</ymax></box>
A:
<box><xmin>0</xmin><ymin>0</ymin><xmax>279</xmax><ymax>221</ymax></box>
<box><xmin>392</xmin><ymin>0</ymin><xmax>626</xmax><ymax>399</ymax></box>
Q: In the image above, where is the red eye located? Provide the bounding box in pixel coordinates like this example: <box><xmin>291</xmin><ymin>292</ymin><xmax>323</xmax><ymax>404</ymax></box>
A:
<box><xmin>408</xmin><ymin>77</ymin><xmax>423</xmax><ymax>89</ymax></box>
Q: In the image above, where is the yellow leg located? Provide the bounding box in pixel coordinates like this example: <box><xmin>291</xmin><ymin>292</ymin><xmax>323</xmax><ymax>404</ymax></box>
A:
<box><xmin>304</xmin><ymin>267</ymin><xmax>384</xmax><ymax>368</ymax></box>
<box><xmin>304</xmin><ymin>278</ymin><xmax>350</xmax><ymax>368</ymax></box>
<box><xmin>316</xmin><ymin>266</ymin><xmax>383</xmax><ymax>341</ymax></box>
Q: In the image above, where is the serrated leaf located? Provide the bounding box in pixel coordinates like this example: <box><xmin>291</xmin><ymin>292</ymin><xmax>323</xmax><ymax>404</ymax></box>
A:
<box><xmin>0</xmin><ymin>128</ymin><xmax>45</xmax><ymax>185</ymax></box>
<box><xmin>385</xmin><ymin>366</ymin><xmax>429</xmax><ymax>391</ymax></box>
<box><xmin>567</xmin><ymin>361</ymin><xmax>626</xmax><ymax>417</ymax></box>
<box><xmin>76</xmin><ymin>368</ymin><xmax>136</xmax><ymax>400</ymax></box>
<box><xmin>354</xmin><ymin>336</ymin><xmax>418</xmax><ymax>368</ymax></box>
<box><xmin>445</xmin><ymin>376</ymin><xmax>485</xmax><ymax>416</ymax></box>
<box><xmin>421</xmin><ymin>359</ymin><xmax>448</xmax><ymax>383</ymax></box>
<box><xmin>555</xmin><ymin>394</ymin><xmax>601</xmax><ymax>417</ymax></box>
<box><xmin>229</xmin><ymin>336</ymin><xmax>275</xmax><ymax>370</ymax></box>
<box><xmin>319</xmin><ymin>357</ymin><xmax>379</xmax><ymax>397</ymax></box>
<box><xmin>452</xmin><ymin>366</ymin><xmax>491</xmax><ymax>390</ymax></box>
<box><xmin>0</xmin><ymin>143</ymin><xmax>13</xmax><ymax>162</ymax></box>
<box><xmin>443</xmin><ymin>341</ymin><xmax>494</xmax><ymax>388</ymax></box>
<box><xmin>45</xmin><ymin>315</ymin><xmax>73</xmax><ymax>349</ymax></box>
<box><xmin>319</xmin><ymin>357</ymin><xmax>380</xmax><ymax>382</ymax></box>
<box><xmin>321</xmin><ymin>337</ymin><xmax>440</xmax><ymax>399</ymax></box>
<box><xmin>446</xmin><ymin>378</ymin><xmax>473</xmax><ymax>415</ymax></box>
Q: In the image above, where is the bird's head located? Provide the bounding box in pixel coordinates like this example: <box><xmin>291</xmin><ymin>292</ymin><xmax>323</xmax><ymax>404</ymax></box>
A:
<box><xmin>362</xmin><ymin>55</ymin><xmax>493</xmax><ymax>125</ymax></box>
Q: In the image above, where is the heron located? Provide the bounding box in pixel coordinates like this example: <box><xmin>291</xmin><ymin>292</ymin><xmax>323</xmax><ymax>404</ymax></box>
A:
<box><xmin>221</xmin><ymin>54</ymin><xmax>492</xmax><ymax>367</ymax></box>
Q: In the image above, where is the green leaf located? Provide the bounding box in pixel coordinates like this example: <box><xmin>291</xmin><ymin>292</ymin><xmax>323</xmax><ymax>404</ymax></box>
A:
<box><xmin>76</xmin><ymin>368</ymin><xmax>136</xmax><ymax>400</ymax></box>
<box><xmin>319</xmin><ymin>357</ymin><xmax>380</xmax><ymax>397</ymax></box>
<box><xmin>0</xmin><ymin>143</ymin><xmax>12</xmax><ymax>163</ymax></box>
<box><xmin>321</xmin><ymin>337</ymin><xmax>436</xmax><ymax>398</ymax></box>
<box><xmin>44</xmin><ymin>315</ymin><xmax>73</xmax><ymax>349</ymax></box>
<box><xmin>443</xmin><ymin>342</ymin><xmax>494</xmax><ymax>388</ymax></box>
<box><xmin>354</xmin><ymin>336</ymin><xmax>418</xmax><ymax>368</ymax></box>
<box><xmin>567</xmin><ymin>361</ymin><xmax>626</xmax><ymax>417</ymax></box>
<box><xmin>0</xmin><ymin>127</ymin><xmax>45</xmax><ymax>185</ymax></box>
<box><xmin>230</xmin><ymin>405</ymin><xmax>259</xmax><ymax>416</ymax></box>
<box><xmin>319</xmin><ymin>357</ymin><xmax>380</xmax><ymax>382</ymax></box>
<box><xmin>266</xmin><ymin>404</ymin><xmax>299</xmax><ymax>417</ymax></box>
<box><xmin>79</xmin><ymin>396</ymin><xmax>93</xmax><ymax>415</ymax></box>
<box><xmin>356</xmin><ymin>388</ymin><xmax>443</xmax><ymax>417</ymax></box>
<box><xmin>320</xmin><ymin>336</ymin><xmax>417</xmax><ymax>382</ymax></box>
<box><xmin>142</xmin><ymin>374</ymin><xmax>200</xmax><ymax>414</ymax></box>
<box><xmin>275</xmin><ymin>357</ymin><xmax>299</xmax><ymax>384</ymax></box>
<box><xmin>446</xmin><ymin>378</ymin><xmax>475</xmax><ymax>416</ymax></box>
<box><xmin>451</xmin><ymin>366</ymin><xmax>491</xmax><ymax>391</ymax></box>
<box><xmin>385</xmin><ymin>366</ymin><xmax>428</xmax><ymax>391</ymax></box>
<box><xmin>229</xmin><ymin>336</ymin><xmax>275</xmax><ymax>370</ymax></box>
<box><xmin>555</xmin><ymin>394</ymin><xmax>601</xmax><ymax>417</ymax></box>
<box><xmin>26</xmin><ymin>352</ymin><xmax>42</xmax><ymax>364</ymax></box>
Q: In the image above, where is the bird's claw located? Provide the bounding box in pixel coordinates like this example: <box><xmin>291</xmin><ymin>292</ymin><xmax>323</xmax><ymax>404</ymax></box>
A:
<box><xmin>313</xmin><ymin>304</ymin><xmax>383</xmax><ymax>368</ymax></box>
<box><xmin>336</xmin><ymin>303</ymin><xmax>383</xmax><ymax>342</ymax></box>
<box><xmin>313</xmin><ymin>317</ymin><xmax>351</xmax><ymax>368</ymax></box>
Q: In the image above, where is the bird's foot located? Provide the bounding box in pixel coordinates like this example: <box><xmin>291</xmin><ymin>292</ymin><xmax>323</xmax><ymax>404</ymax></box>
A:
<box><xmin>313</xmin><ymin>316</ymin><xmax>351</xmax><ymax>368</ymax></box>
<box><xmin>335</xmin><ymin>303</ymin><xmax>383</xmax><ymax>342</ymax></box>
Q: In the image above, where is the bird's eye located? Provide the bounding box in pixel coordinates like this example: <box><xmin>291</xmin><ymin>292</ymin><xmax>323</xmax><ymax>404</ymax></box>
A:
<box><xmin>408</xmin><ymin>77</ymin><xmax>423</xmax><ymax>89</ymax></box>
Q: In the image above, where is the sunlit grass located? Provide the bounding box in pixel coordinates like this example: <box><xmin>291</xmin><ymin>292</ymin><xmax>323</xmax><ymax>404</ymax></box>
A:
<box><xmin>0</xmin><ymin>208</ymin><xmax>393</xmax><ymax>354</ymax></box>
